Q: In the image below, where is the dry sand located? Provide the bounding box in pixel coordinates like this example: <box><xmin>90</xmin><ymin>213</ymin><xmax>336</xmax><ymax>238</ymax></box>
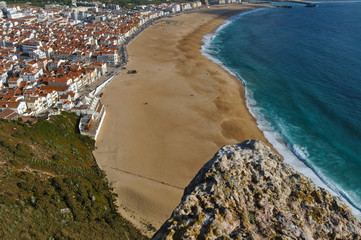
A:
<box><xmin>94</xmin><ymin>4</ymin><xmax>272</xmax><ymax>237</ymax></box>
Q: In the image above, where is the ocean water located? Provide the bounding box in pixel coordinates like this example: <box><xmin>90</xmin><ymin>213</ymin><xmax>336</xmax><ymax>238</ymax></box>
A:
<box><xmin>202</xmin><ymin>1</ymin><xmax>361</xmax><ymax>218</ymax></box>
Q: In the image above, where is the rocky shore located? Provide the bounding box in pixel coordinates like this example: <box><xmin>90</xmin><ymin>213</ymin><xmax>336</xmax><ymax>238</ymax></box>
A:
<box><xmin>153</xmin><ymin>140</ymin><xmax>361</xmax><ymax>239</ymax></box>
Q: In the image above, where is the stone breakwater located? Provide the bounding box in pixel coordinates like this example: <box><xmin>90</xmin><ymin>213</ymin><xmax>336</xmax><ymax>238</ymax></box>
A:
<box><xmin>152</xmin><ymin>140</ymin><xmax>361</xmax><ymax>239</ymax></box>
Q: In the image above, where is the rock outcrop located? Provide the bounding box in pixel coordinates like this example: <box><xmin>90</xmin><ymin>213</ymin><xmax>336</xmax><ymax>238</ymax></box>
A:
<box><xmin>152</xmin><ymin>140</ymin><xmax>361</xmax><ymax>240</ymax></box>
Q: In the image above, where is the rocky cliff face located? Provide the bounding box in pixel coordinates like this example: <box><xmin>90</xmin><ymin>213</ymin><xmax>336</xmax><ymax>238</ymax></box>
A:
<box><xmin>152</xmin><ymin>140</ymin><xmax>361</xmax><ymax>240</ymax></box>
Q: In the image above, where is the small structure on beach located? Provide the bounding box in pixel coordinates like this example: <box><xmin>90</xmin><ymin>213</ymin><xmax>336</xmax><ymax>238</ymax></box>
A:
<box><xmin>76</xmin><ymin>97</ymin><xmax>106</xmax><ymax>140</ymax></box>
<box><xmin>79</xmin><ymin>115</ymin><xmax>93</xmax><ymax>131</ymax></box>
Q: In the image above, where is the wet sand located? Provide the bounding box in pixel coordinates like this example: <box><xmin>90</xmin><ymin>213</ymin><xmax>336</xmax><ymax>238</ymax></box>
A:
<box><xmin>94</xmin><ymin>4</ymin><xmax>271</xmax><ymax>237</ymax></box>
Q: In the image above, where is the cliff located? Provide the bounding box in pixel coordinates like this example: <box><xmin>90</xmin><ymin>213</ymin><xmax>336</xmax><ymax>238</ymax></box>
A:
<box><xmin>152</xmin><ymin>140</ymin><xmax>361</xmax><ymax>239</ymax></box>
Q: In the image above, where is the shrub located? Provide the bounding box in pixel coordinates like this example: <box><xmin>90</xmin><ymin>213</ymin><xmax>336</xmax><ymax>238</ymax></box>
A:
<box><xmin>248</xmin><ymin>213</ymin><xmax>256</xmax><ymax>224</ymax></box>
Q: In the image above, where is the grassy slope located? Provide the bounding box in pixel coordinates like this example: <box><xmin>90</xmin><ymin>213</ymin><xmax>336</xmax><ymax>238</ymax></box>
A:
<box><xmin>0</xmin><ymin>112</ymin><xmax>147</xmax><ymax>240</ymax></box>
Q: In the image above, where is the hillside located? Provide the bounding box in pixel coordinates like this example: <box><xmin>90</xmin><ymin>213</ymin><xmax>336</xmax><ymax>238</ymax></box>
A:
<box><xmin>153</xmin><ymin>140</ymin><xmax>361</xmax><ymax>239</ymax></box>
<box><xmin>0</xmin><ymin>112</ymin><xmax>146</xmax><ymax>240</ymax></box>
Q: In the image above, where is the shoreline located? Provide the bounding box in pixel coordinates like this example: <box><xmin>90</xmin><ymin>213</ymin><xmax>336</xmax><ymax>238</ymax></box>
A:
<box><xmin>202</xmin><ymin>2</ymin><xmax>361</xmax><ymax>221</ymax></box>
<box><xmin>94</xmin><ymin>4</ymin><xmax>274</xmax><ymax>237</ymax></box>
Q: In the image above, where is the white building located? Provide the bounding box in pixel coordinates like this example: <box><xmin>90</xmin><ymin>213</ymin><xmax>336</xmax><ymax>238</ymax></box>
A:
<box><xmin>0</xmin><ymin>101</ymin><xmax>27</xmax><ymax>114</ymax></box>
<box><xmin>0</xmin><ymin>69</ymin><xmax>8</xmax><ymax>86</ymax></box>
<box><xmin>88</xmin><ymin>62</ymin><xmax>107</xmax><ymax>75</ymax></box>
<box><xmin>30</xmin><ymin>49</ymin><xmax>47</xmax><ymax>59</ymax></box>
<box><xmin>171</xmin><ymin>4</ymin><xmax>181</xmax><ymax>13</ymax></box>
<box><xmin>7</xmin><ymin>77</ymin><xmax>22</xmax><ymax>88</ymax></box>
<box><xmin>97</xmin><ymin>50</ymin><xmax>119</xmax><ymax>65</ymax></box>
<box><xmin>20</xmin><ymin>67</ymin><xmax>43</xmax><ymax>82</ymax></box>
<box><xmin>39</xmin><ymin>90</ymin><xmax>58</xmax><ymax>107</ymax></box>
<box><xmin>24</xmin><ymin>96</ymin><xmax>45</xmax><ymax>115</ymax></box>
<box><xmin>5</xmin><ymin>8</ymin><xmax>24</xmax><ymax>19</ymax></box>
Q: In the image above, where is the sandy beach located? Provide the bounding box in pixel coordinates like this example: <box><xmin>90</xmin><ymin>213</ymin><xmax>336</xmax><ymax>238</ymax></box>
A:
<box><xmin>94</xmin><ymin>4</ymin><xmax>272</xmax><ymax>236</ymax></box>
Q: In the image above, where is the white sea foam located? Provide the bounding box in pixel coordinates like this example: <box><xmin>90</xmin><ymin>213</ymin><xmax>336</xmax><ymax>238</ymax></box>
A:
<box><xmin>200</xmin><ymin>10</ymin><xmax>361</xmax><ymax>220</ymax></box>
<box><xmin>260</xmin><ymin>118</ymin><xmax>361</xmax><ymax>220</ymax></box>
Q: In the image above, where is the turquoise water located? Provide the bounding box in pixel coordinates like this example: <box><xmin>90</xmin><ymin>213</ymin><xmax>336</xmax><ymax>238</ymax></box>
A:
<box><xmin>202</xmin><ymin>1</ymin><xmax>361</xmax><ymax>218</ymax></box>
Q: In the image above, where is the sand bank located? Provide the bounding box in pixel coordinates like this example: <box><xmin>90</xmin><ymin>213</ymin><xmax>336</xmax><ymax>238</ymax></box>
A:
<box><xmin>94</xmin><ymin>4</ymin><xmax>271</xmax><ymax>236</ymax></box>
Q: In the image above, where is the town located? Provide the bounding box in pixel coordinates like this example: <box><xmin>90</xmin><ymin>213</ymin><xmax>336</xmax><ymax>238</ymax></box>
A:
<box><xmin>0</xmin><ymin>0</ymin><xmax>246</xmax><ymax>138</ymax></box>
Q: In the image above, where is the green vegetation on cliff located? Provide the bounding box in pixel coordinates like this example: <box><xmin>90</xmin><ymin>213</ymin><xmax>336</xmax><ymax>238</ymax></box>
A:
<box><xmin>0</xmin><ymin>112</ymin><xmax>146</xmax><ymax>240</ymax></box>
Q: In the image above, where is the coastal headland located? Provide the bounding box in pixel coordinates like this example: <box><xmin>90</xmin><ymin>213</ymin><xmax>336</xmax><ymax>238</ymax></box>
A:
<box><xmin>94</xmin><ymin>4</ymin><xmax>271</xmax><ymax>236</ymax></box>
